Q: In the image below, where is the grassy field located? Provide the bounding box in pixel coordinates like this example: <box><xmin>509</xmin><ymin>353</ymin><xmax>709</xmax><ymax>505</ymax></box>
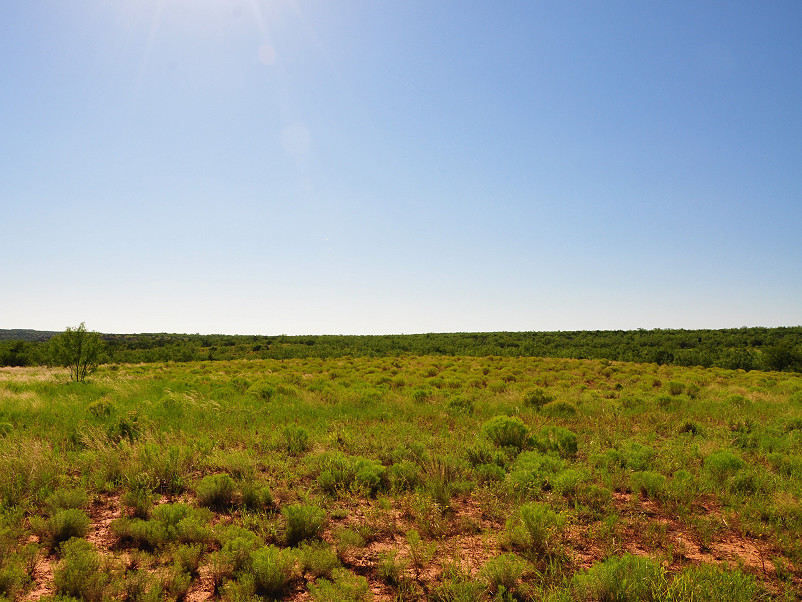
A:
<box><xmin>1</xmin><ymin>356</ymin><xmax>801</xmax><ymax>601</ymax></box>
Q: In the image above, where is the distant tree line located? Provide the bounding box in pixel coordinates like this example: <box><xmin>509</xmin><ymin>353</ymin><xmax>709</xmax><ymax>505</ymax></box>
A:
<box><xmin>1</xmin><ymin>326</ymin><xmax>801</xmax><ymax>373</ymax></box>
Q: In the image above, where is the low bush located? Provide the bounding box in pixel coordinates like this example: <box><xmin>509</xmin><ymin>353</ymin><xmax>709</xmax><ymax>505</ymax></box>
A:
<box><xmin>298</xmin><ymin>541</ymin><xmax>340</xmax><ymax>579</ymax></box>
<box><xmin>309</xmin><ymin>567</ymin><xmax>372</xmax><ymax>602</ymax></box>
<box><xmin>249</xmin><ymin>545</ymin><xmax>297</xmax><ymax>597</ymax></box>
<box><xmin>53</xmin><ymin>538</ymin><xmax>109</xmax><ymax>602</ymax></box>
<box><xmin>283</xmin><ymin>504</ymin><xmax>326</xmax><ymax>546</ymax></box>
<box><xmin>47</xmin><ymin>487</ymin><xmax>89</xmax><ymax>511</ymax></box>
<box><xmin>522</xmin><ymin>387</ymin><xmax>554</xmax><ymax>409</ymax></box>
<box><xmin>196</xmin><ymin>473</ymin><xmax>237</xmax><ymax>510</ymax></box>
<box><xmin>482</xmin><ymin>416</ymin><xmax>530</xmax><ymax>451</ymax></box>
<box><xmin>503</xmin><ymin>502</ymin><xmax>565</xmax><ymax>557</ymax></box>
<box><xmin>540</xmin><ymin>401</ymin><xmax>578</xmax><ymax>418</ymax></box>
<box><xmin>705</xmin><ymin>450</ymin><xmax>745</xmax><ymax>483</ymax></box>
<box><xmin>571</xmin><ymin>553</ymin><xmax>665</xmax><ymax>601</ymax></box>
<box><xmin>283</xmin><ymin>425</ymin><xmax>310</xmax><ymax>455</ymax></box>
<box><xmin>666</xmin><ymin>562</ymin><xmax>757</xmax><ymax>601</ymax></box>
<box><xmin>479</xmin><ymin>553</ymin><xmax>529</xmax><ymax>599</ymax></box>
<box><xmin>630</xmin><ymin>471</ymin><xmax>667</xmax><ymax>499</ymax></box>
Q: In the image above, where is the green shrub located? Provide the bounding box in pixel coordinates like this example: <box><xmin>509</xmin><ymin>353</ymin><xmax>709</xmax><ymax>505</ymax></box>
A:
<box><xmin>172</xmin><ymin>543</ymin><xmax>203</xmax><ymax>575</ymax></box>
<box><xmin>283</xmin><ymin>425</ymin><xmax>310</xmax><ymax>455</ymax></box>
<box><xmin>522</xmin><ymin>387</ymin><xmax>554</xmax><ymax>409</ymax></box>
<box><xmin>465</xmin><ymin>442</ymin><xmax>505</xmax><ymax>468</ymax></box>
<box><xmin>45</xmin><ymin>509</ymin><xmax>90</xmax><ymax>546</ymax></box>
<box><xmin>111</xmin><ymin>504</ymin><xmax>211</xmax><ymax>549</ymax></box>
<box><xmin>504</xmin><ymin>502</ymin><xmax>565</xmax><ymax>556</ymax></box>
<box><xmin>540</xmin><ymin>401</ymin><xmax>578</xmax><ymax>418</ymax></box>
<box><xmin>666</xmin><ymin>381</ymin><xmax>685</xmax><ymax>396</ymax></box>
<box><xmin>386</xmin><ymin>461</ymin><xmax>421</xmax><ymax>492</ymax></box>
<box><xmin>282</xmin><ymin>504</ymin><xmax>326</xmax><ymax>546</ymax></box>
<box><xmin>479</xmin><ymin>553</ymin><xmax>528</xmax><ymax>598</ymax></box>
<box><xmin>86</xmin><ymin>398</ymin><xmax>113</xmax><ymax>417</ymax></box>
<box><xmin>666</xmin><ymin>562</ymin><xmax>757</xmax><ymax>601</ymax></box>
<box><xmin>298</xmin><ymin>542</ymin><xmax>341</xmax><ymax>579</ymax></box>
<box><xmin>317</xmin><ymin>453</ymin><xmax>386</xmax><ymax>496</ymax></box>
<box><xmin>0</xmin><ymin>560</ymin><xmax>29</xmax><ymax>600</ymax></box>
<box><xmin>121</xmin><ymin>488</ymin><xmax>155</xmax><ymax>520</ymax></box>
<box><xmin>247</xmin><ymin>382</ymin><xmax>276</xmax><ymax>401</ymax></box>
<box><xmin>446</xmin><ymin>396</ymin><xmax>474</xmax><ymax>415</ymax></box>
<box><xmin>196</xmin><ymin>474</ymin><xmax>237</xmax><ymax>510</ymax></box>
<box><xmin>507</xmin><ymin>451</ymin><xmax>564</xmax><ymax>495</ymax></box>
<box><xmin>309</xmin><ymin>567</ymin><xmax>372</xmax><ymax>602</ymax></box>
<box><xmin>475</xmin><ymin>463</ymin><xmax>506</xmax><ymax>484</ymax></box>
<box><xmin>630</xmin><ymin>471</ymin><xmax>667</xmax><ymax>499</ymax></box>
<box><xmin>482</xmin><ymin>416</ymin><xmax>530</xmax><ymax>451</ymax></box>
<box><xmin>622</xmin><ymin>441</ymin><xmax>655</xmax><ymax>472</ymax></box>
<box><xmin>53</xmin><ymin>538</ymin><xmax>109</xmax><ymax>602</ymax></box>
<box><xmin>538</xmin><ymin>426</ymin><xmax>579</xmax><ymax>458</ymax></box>
<box><xmin>239</xmin><ymin>482</ymin><xmax>273</xmax><ymax>511</ymax></box>
<box><xmin>572</xmin><ymin>553</ymin><xmax>664</xmax><ymax>601</ymax></box>
<box><xmin>552</xmin><ymin>468</ymin><xmax>589</xmax><ymax>501</ymax></box>
<box><xmin>376</xmin><ymin>550</ymin><xmax>407</xmax><ymax>586</ymax></box>
<box><xmin>249</xmin><ymin>545</ymin><xmax>296</xmax><ymax>597</ymax></box>
<box><xmin>705</xmin><ymin>450</ymin><xmax>745</xmax><ymax>482</ymax></box>
<box><xmin>47</xmin><ymin>488</ymin><xmax>89</xmax><ymax>511</ymax></box>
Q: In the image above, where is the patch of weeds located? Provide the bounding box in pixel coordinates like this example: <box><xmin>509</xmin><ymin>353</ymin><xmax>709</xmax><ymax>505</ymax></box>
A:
<box><xmin>704</xmin><ymin>450</ymin><xmax>745</xmax><ymax>484</ymax></box>
<box><xmin>621</xmin><ymin>441</ymin><xmax>655</xmax><ymax>472</ymax></box>
<box><xmin>482</xmin><ymin>416</ymin><xmax>530</xmax><ymax>452</ymax></box>
<box><xmin>479</xmin><ymin>553</ymin><xmax>530</xmax><ymax>600</ymax></box>
<box><xmin>249</xmin><ymin>545</ymin><xmax>297</xmax><ymax>597</ymax></box>
<box><xmin>376</xmin><ymin>549</ymin><xmax>408</xmax><ymax>587</ymax></box>
<box><xmin>282</xmin><ymin>504</ymin><xmax>326</xmax><ymax>546</ymax></box>
<box><xmin>387</xmin><ymin>460</ymin><xmax>421</xmax><ymax>492</ymax></box>
<box><xmin>122</xmin><ymin>488</ymin><xmax>156</xmax><ymax>519</ymax></box>
<box><xmin>571</xmin><ymin>553</ymin><xmax>665</xmax><ymax>601</ymax></box>
<box><xmin>666</xmin><ymin>562</ymin><xmax>757</xmax><ymax>601</ymax></box>
<box><xmin>540</xmin><ymin>401</ymin><xmax>578</xmax><ymax>419</ymax></box>
<box><xmin>196</xmin><ymin>473</ymin><xmax>237</xmax><ymax>510</ymax></box>
<box><xmin>283</xmin><ymin>425</ymin><xmax>310</xmax><ymax>455</ymax></box>
<box><xmin>429</xmin><ymin>560</ymin><xmax>484</xmax><ymax>602</ymax></box>
<box><xmin>238</xmin><ymin>481</ymin><xmax>273</xmax><ymax>511</ymax></box>
<box><xmin>408</xmin><ymin>492</ymin><xmax>448</xmax><ymax>539</ymax></box>
<box><xmin>53</xmin><ymin>538</ymin><xmax>110</xmax><ymax>602</ymax></box>
<box><xmin>334</xmin><ymin>527</ymin><xmax>366</xmax><ymax>560</ymax></box>
<box><xmin>47</xmin><ymin>487</ymin><xmax>89</xmax><ymax>511</ymax></box>
<box><xmin>523</xmin><ymin>387</ymin><xmax>555</xmax><ymax>409</ymax></box>
<box><xmin>666</xmin><ymin>381</ymin><xmax>685</xmax><ymax>396</ymax></box>
<box><xmin>406</xmin><ymin>529</ymin><xmax>437</xmax><ymax>580</ymax></box>
<box><xmin>163</xmin><ymin>567</ymin><xmax>193</xmax><ymax>601</ymax></box>
<box><xmin>446</xmin><ymin>395</ymin><xmax>474</xmax><ymax>416</ymax></box>
<box><xmin>298</xmin><ymin>541</ymin><xmax>340</xmax><ymax>579</ymax></box>
<box><xmin>506</xmin><ymin>451</ymin><xmax>564</xmax><ymax>496</ymax></box>
<box><xmin>172</xmin><ymin>543</ymin><xmax>203</xmax><ymax>576</ymax></box>
<box><xmin>111</xmin><ymin>503</ymin><xmax>212</xmax><ymax>549</ymax></box>
<box><xmin>503</xmin><ymin>502</ymin><xmax>565</xmax><ymax>558</ymax></box>
<box><xmin>317</xmin><ymin>452</ymin><xmax>387</xmax><ymax>497</ymax></box>
<box><xmin>32</xmin><ymin>508</ymin><xmax>90</xmax><ymax>548</ymax></box>
<box><xmin>630</xmin><ymin>471</ymin><xmax>667</xmax><ymax>499</ymax></box>
<box><xmin>308</xmin><ymin>567</ymin><xmax>372</xmax><ymax>602</ymax></box>
<box><xmin>536</xmin><ymin>426</ymin><xmax>579</xmax><ymax>459</ymax></box>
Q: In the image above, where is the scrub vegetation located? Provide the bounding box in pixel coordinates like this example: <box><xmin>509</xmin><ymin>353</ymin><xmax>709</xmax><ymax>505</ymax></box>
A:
<box><xmin>1</xmin><ymin>352</ymin><xmax>801</xmax><ymax>600</ymax></box>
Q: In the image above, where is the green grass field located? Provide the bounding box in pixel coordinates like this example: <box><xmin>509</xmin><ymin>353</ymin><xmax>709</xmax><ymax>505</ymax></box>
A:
<box><xmin>1</xmin><ymin>356</ymin><xmax>801</xmax><ymax>601</ymax></box>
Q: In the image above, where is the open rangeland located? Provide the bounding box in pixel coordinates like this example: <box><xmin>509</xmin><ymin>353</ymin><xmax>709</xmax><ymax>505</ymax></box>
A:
<box><xmin>1</xmin><ymin>356</ymin><xmax>801</xmax><ymax>601</ymax></box>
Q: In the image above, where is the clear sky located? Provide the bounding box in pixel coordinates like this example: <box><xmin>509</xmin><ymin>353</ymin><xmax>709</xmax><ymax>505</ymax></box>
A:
<box><xmin>2</xmin><ymin>1</ymin><xmax>801</xmax><ymax>335</ymax></box>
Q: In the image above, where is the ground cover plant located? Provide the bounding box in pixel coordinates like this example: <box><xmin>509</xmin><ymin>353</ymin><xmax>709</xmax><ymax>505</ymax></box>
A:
<box><xmin>0</xmin><ymin>354</ymin><xmax>801</xmax><ymax>600</ymax></box>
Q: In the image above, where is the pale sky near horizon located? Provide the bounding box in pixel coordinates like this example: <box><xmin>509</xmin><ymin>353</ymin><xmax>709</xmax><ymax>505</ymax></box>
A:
<box><xmin>2</xmin><ymin>1</ymin><xmax>801</xmax><ymax>335</ymax></box>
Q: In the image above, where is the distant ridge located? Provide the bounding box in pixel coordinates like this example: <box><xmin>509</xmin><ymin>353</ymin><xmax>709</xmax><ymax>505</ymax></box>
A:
<box><xmin>0</xmin><ymin>329</ymin><xmax>59</xmax><ymax>342</ymax></box>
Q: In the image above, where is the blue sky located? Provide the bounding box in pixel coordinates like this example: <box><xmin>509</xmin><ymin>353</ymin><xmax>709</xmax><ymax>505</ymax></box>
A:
<box><xmin>2</xmin><ymin>1</ymin><xmax>800</xmax><ymax>335</ymax></box>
